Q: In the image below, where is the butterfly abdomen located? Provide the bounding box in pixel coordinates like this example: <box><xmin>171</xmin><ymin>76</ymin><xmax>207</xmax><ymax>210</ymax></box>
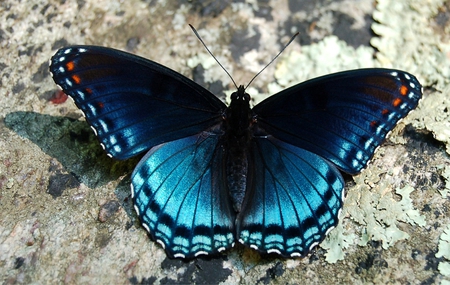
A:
<box><xmin>226</xmin><ymin>147</ymin><xmax>249</xmax><ymax>212</ymax></box>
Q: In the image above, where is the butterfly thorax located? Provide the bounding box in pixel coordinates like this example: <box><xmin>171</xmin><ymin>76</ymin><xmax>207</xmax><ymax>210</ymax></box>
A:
<box><xmin>224</xmin><ymin>85</ymin><xmax>253</xmax><ymax>212</ymax></box>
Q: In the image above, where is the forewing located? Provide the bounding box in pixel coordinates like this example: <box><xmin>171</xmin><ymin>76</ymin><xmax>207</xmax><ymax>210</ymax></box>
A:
<box><xmin>237</xmin><ymin>136</ymin><xmax>344</xmax><ymax>257</ymax></box>
<box><xmin>131</xmin><ymin>131</ymin><xmax>235</xmax><ymax>258</ymax></box>
<box><xmin>50</xmin><ymin>46</ymin><xmax>226</xmax><ymax>159</ymax></box>
<box><xmin>253</xmin><ymin>69</ymin><xmax>422</xmax><ymax>174</ymax></box>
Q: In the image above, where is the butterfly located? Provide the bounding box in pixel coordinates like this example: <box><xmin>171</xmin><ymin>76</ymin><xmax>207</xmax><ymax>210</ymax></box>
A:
<box><xmin>49</xmin><ymin>45</ymin><xmax>422</xmax><ymax>259</ymax></box>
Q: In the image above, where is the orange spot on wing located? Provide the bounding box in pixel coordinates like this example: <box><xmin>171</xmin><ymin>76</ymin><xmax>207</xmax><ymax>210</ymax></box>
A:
<box><xmin>370</xmin><ymin>121</ymin><xmax>378</xmax><ymax>128</ymax></box>
<box><xmin>381</xmin><ymin>109</ymin><xmax>389</xmax><ymax>115</ymax></box>
<box><xmin>393</xmin><ymin>98</ymin><xmax>402</xmax><ymax>107</ymax></box>
<box><xmin>66</xmin><ymin>61</ymin><xmax>75</xmax><ymax>71</ymax></box>
<box><xmin>97</xmin><ymin>102</ymin><xmax>104</xmax><ymax>108</ymax></box>
<box><xmin>72</xmin><ymin>75</ymin><xmax>81</xmax><ymax>84</ymax></box>
<box><xmin>85</xmin><ymin>88</ymin><xmax>93</xmax><ymax>94</ymax></box>
<box><xmin>400</xmin><ymin>85</ymin><xmax>408</xmax><ymax>96</ymax></box>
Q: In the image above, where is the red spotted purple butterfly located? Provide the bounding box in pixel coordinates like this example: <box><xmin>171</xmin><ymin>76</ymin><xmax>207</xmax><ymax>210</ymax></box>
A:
<box><xmin>49</xmin><ymin>39</ymin><xmax>421</xmax><ymax>258</ymax></box>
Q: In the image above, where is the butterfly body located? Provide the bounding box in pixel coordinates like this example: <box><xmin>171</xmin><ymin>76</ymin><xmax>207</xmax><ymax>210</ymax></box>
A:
<box><xmin>50</xmin><ymin>45</ymin><xmax>422</xmax><ymax>259</ymax></box>
<box><xmin>223</xmin><ymin>85</ymin><xmax>253</xmax><ymax>211</ymax></box>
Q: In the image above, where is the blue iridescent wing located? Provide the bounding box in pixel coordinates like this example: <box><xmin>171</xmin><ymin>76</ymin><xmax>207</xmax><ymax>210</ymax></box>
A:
<box><xmin>237</xmin><ymin>135</ymin><xmax>344</xmax><ymax>257</ymax></box>
<box><xmin>131</xmin><ymin>131</ymin><xmax>235</xmax><ymax>259</ymax></box>
<box><xmin>49</xmin><ymin>46</ymin><xmax>226</xmax><ymax>160</ymax></box>
<box><xmin>253</xmin><ymin>69</ymin><xmax>422</xmax><ymax>174</ymax></box>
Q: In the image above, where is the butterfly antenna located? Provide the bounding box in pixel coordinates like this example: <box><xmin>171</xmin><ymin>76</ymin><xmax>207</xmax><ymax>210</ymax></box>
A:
<box><xmin>189</xmin><ymin>24</ymin><xmax>239</xmax><ymax>89</ymax></box>
<box><xmin>245</xmin><ymin>32</ymin><xmax>299</xmax><ymax>90</ymax></box>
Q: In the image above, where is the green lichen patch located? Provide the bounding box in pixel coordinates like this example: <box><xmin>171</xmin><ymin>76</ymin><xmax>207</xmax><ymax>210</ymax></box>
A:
<box><xmin>272</xmin><ymin>35</ymin><xmax>375</xmax><ymax>92</ymax></box>
<box><xmin>371</xmin><ymin>0</ymin><xmax>450</xmax><ymax>90</ymax></box>
<box><xmin>322</xmin><ymin>168</ymin><xmax>426</xmax><ymax>262</ymax></box>
<box><xmin>409</xmin><ymin>87</ymin><xmax>450</xmax><ymax>156</ymax></box>
<box><xmin>436</xmin><ymin>224</ymin><xmax>450</xmax><ymax>278</ymax></box>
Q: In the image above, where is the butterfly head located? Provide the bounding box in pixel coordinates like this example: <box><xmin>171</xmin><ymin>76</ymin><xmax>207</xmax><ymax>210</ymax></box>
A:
<box><xmin>230</xmin><ymin>85</ymin><xmax>250</xmax><ymax>102</ymax></box>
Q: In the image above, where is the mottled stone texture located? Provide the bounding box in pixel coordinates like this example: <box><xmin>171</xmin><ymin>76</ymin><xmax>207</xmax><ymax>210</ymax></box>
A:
<box><xmin>1</xmin><ymin>0</ymin><xmax>449</xmax><ymax>283</ymax></box>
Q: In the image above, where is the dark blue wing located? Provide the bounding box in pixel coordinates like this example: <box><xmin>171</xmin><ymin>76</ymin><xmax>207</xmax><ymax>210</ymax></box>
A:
<box><xmin>131</xmin><ymin>131</ymin><xmax>235</xmax><ymax>258</ymax></box>
<box><xmin>237</xmin><ymin>135</ymin><xmax>344</xmax><ymax>257</ymax></box>
<box><xmin>253</xmin><ymin>69</ymin><xmax>422</xmax><ymax>174</ymax></box>
<box><xmin>49</xmin><ymin>46</ymin><xmax>226</xmax><ymax>160</ymax></box>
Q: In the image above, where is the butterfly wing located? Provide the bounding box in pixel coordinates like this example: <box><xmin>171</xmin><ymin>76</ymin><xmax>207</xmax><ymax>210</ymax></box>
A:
<box><xmin>131</xmin><ymin>131</ymin><xmax>235</xmax><ymax>258</ymax></box>
<box><xmin>49</xmin><ymin>46</ymin><xmax>226</xmax><ymax>160</ymax></box>
<box><xmin>237</xmin><ymin>135</ymin><xmax>344</xmax><ymax>257</ymax></box>
<box><xmin>253</xmin><ymin>69</ymin><xmax>422</xmax><ymax>174</ymax></box>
